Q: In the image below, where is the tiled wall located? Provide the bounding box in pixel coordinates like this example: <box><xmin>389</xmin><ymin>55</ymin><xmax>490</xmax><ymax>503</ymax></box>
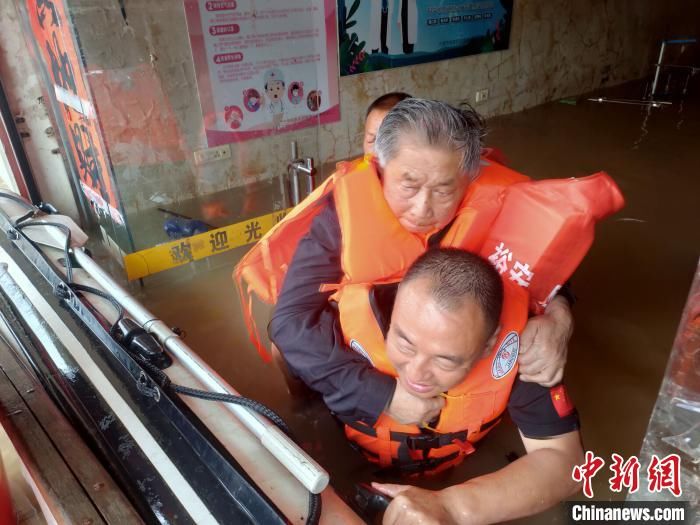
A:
<box><xmin>65</xmin><ymin>0</ymin><xmax>698</xmax><ymax>214</ymax></box>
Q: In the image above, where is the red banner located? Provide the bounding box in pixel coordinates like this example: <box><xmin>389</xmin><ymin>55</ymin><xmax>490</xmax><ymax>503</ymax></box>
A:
<box><xmin>28</xmin><ymin>0</ymin><xmax>124</xmax><ymax>226</ymax></box>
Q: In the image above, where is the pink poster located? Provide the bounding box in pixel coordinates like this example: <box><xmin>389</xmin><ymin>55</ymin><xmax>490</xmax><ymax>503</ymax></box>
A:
<box><xmin>184</xmin><ymin>0</ymin><xmax>341</xmax><ymax>146</ymax></box>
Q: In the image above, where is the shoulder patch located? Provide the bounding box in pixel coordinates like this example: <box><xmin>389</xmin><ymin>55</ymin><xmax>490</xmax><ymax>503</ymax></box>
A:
<box><xmin>550</xmin><ymin>385</ymin><xmax>575</xmax><ymax>418</ymax></box>
<box><xmin>350</xmin><ymin>339</ymin><xmax>374</xmax><ymax>366</ymax></box>
<box><xmin>491</xmin><ymin>331</ymin><xmax>519</xmax><ymax>379</ymax></box>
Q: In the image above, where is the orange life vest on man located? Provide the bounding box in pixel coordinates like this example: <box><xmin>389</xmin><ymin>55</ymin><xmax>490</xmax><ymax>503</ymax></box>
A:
<box><xmin>337</xmin><ymin>278</ymin><xmax>529</xmax><ymax>474</ymax></box>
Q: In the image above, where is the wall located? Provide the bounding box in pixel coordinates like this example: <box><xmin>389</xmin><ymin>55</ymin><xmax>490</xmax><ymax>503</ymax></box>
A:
<box><xmin>325</xmin><ymin>0</ymin><xmax>699</xmax><ymax>162</ymax></box>
<box><xmin>30</xmin><ymin>1</ymin><xmax>700</xmax><ymax>216</ymax></box>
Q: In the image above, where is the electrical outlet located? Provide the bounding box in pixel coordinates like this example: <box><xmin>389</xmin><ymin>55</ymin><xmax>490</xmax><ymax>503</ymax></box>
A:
<box><xmin>193</xmin><ymin>144</ymin><xmax>231</xmax><ymax>165</ymax></box>
<box><xmin>475</xmin><ymin>88</ymin><xmax>489</xmax><ymax>104</ymax></box>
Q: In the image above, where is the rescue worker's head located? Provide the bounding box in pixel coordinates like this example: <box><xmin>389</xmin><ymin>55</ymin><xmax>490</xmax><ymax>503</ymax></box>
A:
<box><xmin>386</xmin><ymin>248</ymin><xmax>502</xmax><ymax>398</ymax></box>
<box><xmin>363</xmin><ymin>92</ymin><xmax>412</xmax><ymax>155</ymax></box>
<box><xmin>375</xmin><ymin>98</ymin><xmax>485</xmax><ymax>235</ymax></box>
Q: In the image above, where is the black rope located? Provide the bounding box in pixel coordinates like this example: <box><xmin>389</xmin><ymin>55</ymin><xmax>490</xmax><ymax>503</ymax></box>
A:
<box><xmin>14</xmin><ymin>210</ymin><xmax>36</xmax><ymax>225</ymax></box>
<box><xmin>134</xmin><ymin>353</ymin><xmax>323</xmax><ymax>524</ymax></box>
<box><xmin>170</xmin><ymin>380</ymin><xmax>322</xmax><ymax>524</ymax></box>
<box><xmin>0</xmin><ymin>191</ymin><xmax>35</xmax><ymax>210</ymax></box>
<box><xmin>0</xmin><ymin>191</ymin><xmax>37</xmax><ymax>225</ymax></box>
<box><xmin>10</xmin><ymin>220</ymin><xmax>124</xmax><ymax>338</ymax></box>
<box><xmin>307</xmin><ymin>492</ymin><xmax>322</xmax><ymax>525</ymax></box>
<box><xmin>16</xmin><ymin>220</ymin><xmax>73</xmax><ymax>283</ymax></box>
<box><xmin>171</xmin><ymin>384</ymin><xmax>292</xmax><ymax>437</ymax></box>
<box><xmin>70</xmin><ymin>283</ymin><xmax>125</xmax><ymax>336</ymax></box>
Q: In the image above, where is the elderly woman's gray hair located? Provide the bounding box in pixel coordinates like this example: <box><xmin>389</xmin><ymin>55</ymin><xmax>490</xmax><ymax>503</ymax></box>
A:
<box><xmin>374</xmin><ymin>98</ymin><xmax>486</xmax><ymax>178</ymax></box>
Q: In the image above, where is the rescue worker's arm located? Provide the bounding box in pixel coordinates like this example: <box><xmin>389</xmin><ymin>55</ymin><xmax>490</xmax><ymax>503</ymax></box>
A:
<box><xmin>518</xmin><ymin>294</ymin><xmax>574</xmax><ymax>386</ymax></box>
<box><xmin>374</xmin><ymin>430</ymin><xmax>583</xmax><ymax>525</ymax></box>
<box><xmin>269</xmin><ymin>199</ymin><xmax>396</xmax><ymax>424</ymax></box>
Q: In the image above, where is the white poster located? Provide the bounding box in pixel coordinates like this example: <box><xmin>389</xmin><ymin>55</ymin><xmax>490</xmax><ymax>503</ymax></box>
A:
<box><xmin>185</xmin><ymin>0</ymin><xmax>341</xmax><ymax>145</ymax></box>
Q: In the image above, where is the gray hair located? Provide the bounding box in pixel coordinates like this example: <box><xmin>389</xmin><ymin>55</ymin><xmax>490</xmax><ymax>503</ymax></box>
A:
<box><xmin>374</xmin><ymin>98</ymin><xmax>485</xmax><ymax>179</ymax></box>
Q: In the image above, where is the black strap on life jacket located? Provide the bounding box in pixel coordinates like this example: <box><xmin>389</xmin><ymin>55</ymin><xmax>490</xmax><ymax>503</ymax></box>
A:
<box><xmin>348</xmin><ymin>414</ymin><xmax>500</xmax><ymax>449</ymax></box>
<box><xmin>347</xmin><ymin>439</ymin><xmax>462</xmax><ymax>475</ymax></box>
<box><xmin>346</xmin><ymin>413</ymin><xmax>502</xmax><ymax>472</ymax></box>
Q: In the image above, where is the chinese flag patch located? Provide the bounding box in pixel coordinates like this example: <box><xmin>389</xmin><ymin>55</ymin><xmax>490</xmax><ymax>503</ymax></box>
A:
<box><xmin>550</xmin><ymin>385</ymin><xmax>575</xmax><ymax>418</ymax></box>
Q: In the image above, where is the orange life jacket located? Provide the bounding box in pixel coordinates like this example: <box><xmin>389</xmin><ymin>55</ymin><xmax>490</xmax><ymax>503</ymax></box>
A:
<box><xmin>339</xmin><ymin>279</ymin><xmax>528</xmax><ymax>474</ymax></box>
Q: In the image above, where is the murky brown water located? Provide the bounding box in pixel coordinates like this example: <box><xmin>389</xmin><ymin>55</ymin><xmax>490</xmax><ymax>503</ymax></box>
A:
<box><xmin>134</xmin><ymin>80</ymin><xmax>700</xmax><ymax>522</ymax></box>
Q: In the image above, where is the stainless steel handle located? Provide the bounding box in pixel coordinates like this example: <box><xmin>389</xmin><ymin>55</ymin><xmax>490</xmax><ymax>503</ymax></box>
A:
<box><xmin>289</xmin><ymin>166</ymin><xmax>301</xmax><ymax>206</ymax></box>
<box><xmin>304</xmin><ymin>157</ymin><xmax>315</xmax><ymax>196</ymax></box>
<box><xmin>287</xmin><ymin>141</ymin><xmax>316</xmax><ymax>206</ymax></box>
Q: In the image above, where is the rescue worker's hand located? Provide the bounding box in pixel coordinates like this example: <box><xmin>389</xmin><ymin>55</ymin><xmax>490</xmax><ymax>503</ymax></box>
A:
<box><xmin>518</xmin><ymin>296</ymin><xmax>573</xmax><ymax>387</ymax></box>
<box><xmin>385</xmin><ymin>379</ymin><xmax>444</xmax><ymax>425</ymax></box>
<box><xmin>372</xmin><ymin>483</ymin><xmax>458</xmax><ymax>525</ymax></box>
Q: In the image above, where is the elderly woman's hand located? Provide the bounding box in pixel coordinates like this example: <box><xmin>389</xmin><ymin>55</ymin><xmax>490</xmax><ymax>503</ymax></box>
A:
<box><xmin>517</xmin><ymin>296</ymin><xmax>573</xmax><ymax>386</ymax></box>
<box><xmin>386</xmin><ymin>379</ymin><xmax>445</xmax><ymax>425</ymax></box>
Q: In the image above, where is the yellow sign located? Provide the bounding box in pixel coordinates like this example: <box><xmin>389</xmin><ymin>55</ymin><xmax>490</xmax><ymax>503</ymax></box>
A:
<box><xmin>123</xmin><ymin>209</ymin><xmax>290</xmax><ymax>280</ymax></box>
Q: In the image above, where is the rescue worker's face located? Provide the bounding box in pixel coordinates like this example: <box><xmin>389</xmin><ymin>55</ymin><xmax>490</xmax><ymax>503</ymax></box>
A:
<box><xmin>363</xmin><ymin>108</ymin><xmax>389</xmax><ymax>155</ymax></box>
<box><xmin>380</xmin><ymin>139</ymin><xmax>468</xmax><ymax>235</ymax></box>
<box><xmin>386</xmin><ymin>277</ymin><xmax>492</xmax><ymax>398</ymax></box>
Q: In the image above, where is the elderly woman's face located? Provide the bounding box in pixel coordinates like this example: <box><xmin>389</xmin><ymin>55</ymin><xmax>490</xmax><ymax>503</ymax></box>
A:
<box><xmin>380</xmin><ymin>140</ymin><xmax>468</xmax><ymax>234</ymax></box>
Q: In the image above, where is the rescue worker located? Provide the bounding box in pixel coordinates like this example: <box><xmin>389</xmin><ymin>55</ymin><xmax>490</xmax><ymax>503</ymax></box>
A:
<box><xmin>262</xmin><ymin>99</ymin><xmax>574</xmax><ymax>429</ymax></box>
<box><xmin>363</xmin><ymin>248</ymin><xmax>583</xmax><ymax>525</ymax></box>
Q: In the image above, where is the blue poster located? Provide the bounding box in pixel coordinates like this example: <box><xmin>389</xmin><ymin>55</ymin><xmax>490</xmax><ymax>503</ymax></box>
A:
<box><xmin>338</xmin><ymin>0</ymin><xmax>513</xmax><ymax>76</ymax></box>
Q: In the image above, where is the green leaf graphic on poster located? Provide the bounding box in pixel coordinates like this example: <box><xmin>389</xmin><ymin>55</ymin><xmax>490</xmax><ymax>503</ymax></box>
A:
<box><xmin>339</xmin><ymin>0</ymin><xmax>369</xmax><ymax>75</ymax></box>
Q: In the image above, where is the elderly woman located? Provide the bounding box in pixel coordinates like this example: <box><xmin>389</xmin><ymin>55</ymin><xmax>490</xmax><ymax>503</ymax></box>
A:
<box><xmin>262</xmin><ymin>98</ymin><xmax>573</xmax><ymax>427</ymax></box>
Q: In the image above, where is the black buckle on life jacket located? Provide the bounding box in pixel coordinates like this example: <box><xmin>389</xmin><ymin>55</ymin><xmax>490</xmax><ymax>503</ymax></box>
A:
<box><xmin>392</xmin><ymin>452</ymin><xmax>461</xmax><ymax>474</ymax></box>
<box><xmin>404</xmin><ymin>431</ymin><xmax>468</xmax><ymax>451</ymax></box>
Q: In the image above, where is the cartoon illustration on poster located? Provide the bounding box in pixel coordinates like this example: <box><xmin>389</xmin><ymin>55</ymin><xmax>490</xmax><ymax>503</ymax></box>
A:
<box><xmin>338</xmin><ymin>0</ymin><xmax>513</xmax><ymax>76</ymax></box>
<box><xmin>28</xmin><ymin>0</ymin><xmax>127</xmax><ymax>231</ymax></box>
<box><xmin>184</xmin><ymin>0</ymin><xmax>341</xmax><ymax>146</ymax></box>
